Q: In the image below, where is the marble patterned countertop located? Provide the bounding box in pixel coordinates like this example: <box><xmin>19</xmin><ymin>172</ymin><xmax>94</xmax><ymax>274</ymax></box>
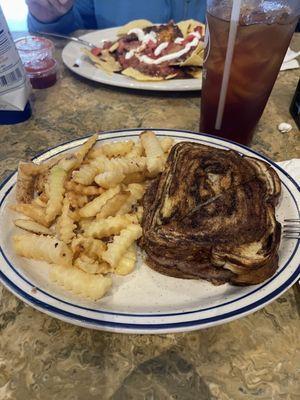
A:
<box><xmin>0</xmin><ymin>32</ymin><xmax>299</xmax><ymax>400</ymax></box>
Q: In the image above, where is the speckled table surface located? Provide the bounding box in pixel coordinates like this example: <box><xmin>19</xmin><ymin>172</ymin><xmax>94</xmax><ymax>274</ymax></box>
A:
<box><xmin>0</xmin><ymin>32</ymin><xmax>299</xmax><ymax>400</ymax></box>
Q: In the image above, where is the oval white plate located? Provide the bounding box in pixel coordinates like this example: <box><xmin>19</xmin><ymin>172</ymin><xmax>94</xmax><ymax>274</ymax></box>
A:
<box><xmin>62</xmin><ymin>28</ymin><xmax>202</xmax><ymax>91</ymax></box>
<box><xmin>0</xmin><ymin>129</ymin><xmax>299</xmax><ymax>333</ymax></box>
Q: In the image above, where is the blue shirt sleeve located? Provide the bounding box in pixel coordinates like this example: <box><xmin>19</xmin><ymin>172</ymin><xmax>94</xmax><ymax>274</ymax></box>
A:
<box><xmin>27</xmin><ymin>0</ymin><xmax>96</xmax><ymax>34</ymax></box>
<box><xmin>27</xmin><ymin>0</ymin><xmax>206</xmax><ymax>33</ymax></box>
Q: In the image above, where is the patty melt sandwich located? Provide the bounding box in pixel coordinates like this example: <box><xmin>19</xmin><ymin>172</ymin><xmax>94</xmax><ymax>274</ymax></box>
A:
<box><xmin>140</xmin><ymin>142</ymin><xmax>281</xmax><ymax>285</ymax></box>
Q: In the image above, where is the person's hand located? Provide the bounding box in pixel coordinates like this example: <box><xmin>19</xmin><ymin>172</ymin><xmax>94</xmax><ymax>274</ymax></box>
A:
<box><xmin>26</xmin><ymin>0</ymin><xmax>74</xmax><ymax>23</ymax></box>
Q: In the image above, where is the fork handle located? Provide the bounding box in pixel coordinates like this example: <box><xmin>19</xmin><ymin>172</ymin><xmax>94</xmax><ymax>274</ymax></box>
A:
<box><xmin>34</xmin><ymin>31</ymin><xmax>95</xmax><ymax>49</ymax></box>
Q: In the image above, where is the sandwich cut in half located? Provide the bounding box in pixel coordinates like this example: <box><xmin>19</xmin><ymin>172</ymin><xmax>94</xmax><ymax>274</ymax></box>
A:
<box><xmin>140</xmin><ymin>142</ymin><xmax>281</xmax><ymax>286</ymax></box>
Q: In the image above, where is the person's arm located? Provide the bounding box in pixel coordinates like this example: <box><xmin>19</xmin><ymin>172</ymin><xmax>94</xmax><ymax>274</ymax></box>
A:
<box><xmin>27</xmin><ymin>0</ymin><xmax>96</xmax><ymax>34</ymax></box>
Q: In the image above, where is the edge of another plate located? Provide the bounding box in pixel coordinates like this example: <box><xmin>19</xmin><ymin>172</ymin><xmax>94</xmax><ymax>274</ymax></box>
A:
<box><xmin>61</xmin><ymin>28</ymin><xmax>202</xmax><ymax>92</ymax></box>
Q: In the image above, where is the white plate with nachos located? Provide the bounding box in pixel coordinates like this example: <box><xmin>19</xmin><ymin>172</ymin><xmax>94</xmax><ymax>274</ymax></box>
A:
<box><xmin>0</xmin><ymin>129</ymin><xmax>299</xmax><ymax>334</ymax></box>
<box><xmin>62</xmin><ymin>20</ymin><xmax>204</xmax><ymax>92</ymax></box>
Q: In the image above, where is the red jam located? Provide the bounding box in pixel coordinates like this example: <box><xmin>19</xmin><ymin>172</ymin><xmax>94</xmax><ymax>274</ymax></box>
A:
<box><xmin>25</xmin><ymin>58</ymin><xmax>58</xmax><ymax>89</ymax></box>
<box><xmin>15</xmin><ymin>36</ymin><xmax>58</xmax><ymax>89</ymax></box>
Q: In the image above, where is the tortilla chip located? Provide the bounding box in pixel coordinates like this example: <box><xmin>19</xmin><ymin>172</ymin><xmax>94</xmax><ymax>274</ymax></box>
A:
<box><xmin>122</xmin><ymin>67</ymin><xmax>177</xmax><ymax>81</ymax></box>
<box><xmin>117</xmin><ymin>19</ymin><xmax>153</xmax><ymax>36</ymax></box>
<box><xmin>109</xmin><ymin>42</ymin><xmax>119</xmax><ymax>52</ymax></box>
<box><xmin>178</xmin><ymin>42</ymin><xmax>204</xmax><ymax>67</ymax></box>
<box><xmin>185</xmin><ymin>67</ymin><xmax>202</xmax><ymax>79</ymax></box>
<box><xmin>82</xmin><ymin>48</ymin><xmax>122</xmax><ymax>73</ymax></box>
<box><xmin>177</xmin><ymin>19</ymin><xmax>205</xmax><ymax>38</ymax></box>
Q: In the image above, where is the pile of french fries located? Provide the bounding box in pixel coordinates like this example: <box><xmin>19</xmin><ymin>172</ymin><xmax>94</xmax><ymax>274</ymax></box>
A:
<box><xmin>11</xmin><ymin>131</ymin><xmax>174</xmax><ymax>300</ymax></box>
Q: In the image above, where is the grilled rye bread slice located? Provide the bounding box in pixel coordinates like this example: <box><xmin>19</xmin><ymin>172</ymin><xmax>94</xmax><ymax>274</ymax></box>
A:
<box><xmin>140</xmin><ymin>142</ymin><xmax>281</xmax><ymax>285</ymax></box>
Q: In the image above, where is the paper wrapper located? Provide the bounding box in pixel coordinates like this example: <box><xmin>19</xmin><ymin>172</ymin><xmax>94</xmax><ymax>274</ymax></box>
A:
<box><xmin>0</xmin><ymin>7</ymin><xmax>30</xmax><ymax>111</ymax></box>
<box><xmin>280</xmin><ymin>48</ymin><xmax>300</xmax><ymax>71</ymax></box>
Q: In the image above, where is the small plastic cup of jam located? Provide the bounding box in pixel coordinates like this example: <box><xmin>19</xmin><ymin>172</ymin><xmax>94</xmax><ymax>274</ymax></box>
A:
<box><xmin>15</xmin><ymin>36</ymin><xmax>58</xmax><ymax>89</ymax></box>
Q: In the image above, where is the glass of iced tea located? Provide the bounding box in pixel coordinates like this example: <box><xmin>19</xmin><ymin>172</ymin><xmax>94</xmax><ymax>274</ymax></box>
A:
<box><xmin>200</xmin><ymin>0</ymin><xmax>300</xmax><ymax>145</ymax></box>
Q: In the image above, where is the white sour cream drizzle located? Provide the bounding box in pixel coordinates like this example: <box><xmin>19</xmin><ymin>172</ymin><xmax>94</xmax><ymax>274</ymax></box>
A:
<box><xmin>154</xmin><ymin>41</ymin><xmax>169</xmax><ymax>56</ymax></box>
<box><xmin>174</xmin><ymin>37</ymin><xmax>184</xmax><ymax>44</ymax></box>
<box><xmin>125</xmin><ymin>49</ymin><xmax>136</xmax><ymax>60</ymax></box>
<box><xmin>127</xmin><ymin>28</ymin><xmax>157</xmax><ymax>44</ymax></box>
<box><xmin>124</xmin><ymin>28</ymin><xmax>200</xmax><ymax>64</ymax></box>
<box><xmin>138</xmin><ymin>32</ymin><xmax>200</xmax><ymax>65</ymax></box>
<box><xmin>124</xmin><ymin>28</ymin><xmax>158</xmax><ymax>60</ymax></box>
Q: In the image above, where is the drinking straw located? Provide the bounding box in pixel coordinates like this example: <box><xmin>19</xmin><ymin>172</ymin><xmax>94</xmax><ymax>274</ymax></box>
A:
<box><xmin>215</xmin><ymin>0</ymin><xmax>242</xmax><ymax>130</ymax></box>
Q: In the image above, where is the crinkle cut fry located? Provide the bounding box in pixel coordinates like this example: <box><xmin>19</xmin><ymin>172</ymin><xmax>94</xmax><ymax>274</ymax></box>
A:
<box><xmin>140</xmin><ymin>131</ymin><xmax>165</xmax><ymax>175</ymax></box>
<box><xmin>65</xmin><ymin>181</ymin><xmax>104</xmax><ymax>196</ymax></box>
<box><xmin>96</xmin><ymin>192</ymin><xmax>130</xmax><ymax>219</ymax></box>
<box><xmin>14</xmin><ymin>219</ymin><xmax>53</xmax><ymax>235</ymax></box>
<box><xmin>13</xmin><ymin>233</ymin><xmax>73</xmax><ymax>266</ymax></box>
<box><xmin>50</xmin><ymin>264</ymin><xmax>112</xmax><ymax>300</ymax></box>
<box><xmin>79</xmin><ymin>185</ymin><xmax>120</xmax><ymax>218</ymax></box>
<box><xmin>89</xmin><ymin>140</ymin><xmax>134</xmax><ymax>159</ymax></box>
<box><xmin>71</xmin><ymin>236</ymin><xmax>106</xmax><ymax>260</ymax></box>
<box><xmin>46</xmin><ymin>165</ymin><xmax>67</xmax><ymax>223</ymax></box>
<box><xmin>74</xmin><ymin>254</ymin><xmax>111</xmax><ymax>274</ymax></box>
<box><xmin>84</xmin><ymin>214</ymin><xmax>138</xmax><ymax>238</ymax></box>
<box><xmin>115</xmin><ymin>244</ymin><xmax>137</xmax><ymax>275</ymax></box>
<box><xmin>16</xmin><ymin>162</ymin><xmax>40</xmax><ymax>204</ymax></box>
<box><xmin>102</xmin><ymin>224</ymin><xmax>142</xmax><ymax>268</ymax></box>
<box><xmin>72</xmin><ymin>158</ymin><xmax>102</xmax><ymax>185</ymax></box>
<box><xmin>116</xmin><ymin>183</ymin><xmax>145</xmax><ymax>215</ymax></box>
<box><xmin>11</xmin><ymin>203</ymin><xmax>50</xmax><ymax>227</ymax></box>
<box><xmin>57</xmin><ymin>197</ymin><xmax>76</xmax><ymax>244</ymax></box>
